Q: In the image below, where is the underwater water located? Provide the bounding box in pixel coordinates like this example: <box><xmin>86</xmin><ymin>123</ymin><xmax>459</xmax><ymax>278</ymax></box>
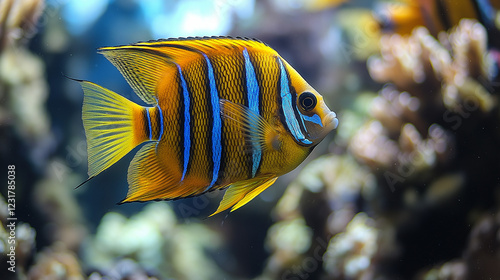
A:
<box><xmin>2</xmin><ymin>0</ymin><xmax>500</xmax><ymax>279</ymax></box>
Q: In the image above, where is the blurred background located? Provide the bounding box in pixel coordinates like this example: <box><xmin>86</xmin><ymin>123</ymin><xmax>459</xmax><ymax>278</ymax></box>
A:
<box><xmin>1</xmin><ymin>0</ymin><xmax>500</xmax><ymax>279</ymax></box>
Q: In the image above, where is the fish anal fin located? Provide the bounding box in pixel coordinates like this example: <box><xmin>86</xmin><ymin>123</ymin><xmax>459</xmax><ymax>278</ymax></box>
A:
<box><xmin>123</xmin><ymin>142</ymin><xmax>181</xmax><ymax>202</ymax></box>
<box><xmin>209</xmin><ymin>176</ymin><xmax>278</xmax><ymax>217</ymax></box>
<box><xmin>220</xmin><ymin>99</ymin><xmax>280</xmax><ymax>152</ymax></box>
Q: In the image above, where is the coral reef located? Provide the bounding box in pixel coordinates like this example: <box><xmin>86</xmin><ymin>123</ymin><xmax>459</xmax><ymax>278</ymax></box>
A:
<box><xmin>3</xmin><ymin>1</ymin><xmax>500</xmax><ymax>280</ymax></box>
<box><xmin>358</xmin><ymin>19</ymin><xmax>497</xmax><ymax>211</ymax></box>
<box><xmin>33</xmin><ymin>160</ymin><xmax>88</xmax><ymax>251</ymax></box>
<box><xmin>259</xmin><ymin>18</ymin><xmax>500</xmax><ymax>280</ymax></box>
<box><xmin>1</xmin><ymin>2</ymin><xmax>231</xmax><ymax>279</ymax></box>
<box><xmin>0</xmin><ymin>193</ymin><xmax>37</xmax><ymax>280</ymax></box>
<box><xmin>258</xmin><ymin>154</ymin><xmax>377</xmax><ymax>279</ymax></box>
<box><xmin>87</xmin><ymin>259</ymin><xmax>159</xmax><ymax>280</ymax></box>
<box><xmin>0</xmin><ymin>0</ymin><xmax>49</xmax><ymax>147</ymax></box>
<box><xmin>0</xmin><ymin>0</ymin><xmax>44</xmax><ymax>51</ymax></box>
<box><xmin>416</xmin><ymin>210</ymin><xmax>500</xmax><ymax>280</ymax></box>
<box><xmin>28</xmin><ymin>244</ymin><xmax>84</xmax><ymax>280</ymax></box>
<box><xmin>462</xmin><ymin>212</ymin><xmax>500</xmax><ymax>279</ymax></box>
<box><xmin>350</xmin><ymin>18</ymin><xmax>500</xmax><ymax>279</ymax></box>
<box><xmin>83</xmin><ymin>202</ymin><xmax>226</xmax><ymax>280</ymax></box>
<box><xmin>323</xmin><ymin>213</ymin><xmax>378</xmax><ymax>280</ymax></box>
<box><xmin>1</xmin><ymin>1</ymin><xmax>87</xmax><ymax>279</ymax></box>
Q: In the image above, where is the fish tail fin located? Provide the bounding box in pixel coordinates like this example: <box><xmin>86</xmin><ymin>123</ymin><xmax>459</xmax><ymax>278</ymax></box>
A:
<box><xmin>81</xmin><ymin>81</ymin><xmax>150</xmax><ymax>177</ymax></box>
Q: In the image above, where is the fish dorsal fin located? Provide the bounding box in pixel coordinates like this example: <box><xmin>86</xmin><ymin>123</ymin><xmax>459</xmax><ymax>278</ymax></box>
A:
<box><xmin>209</xmin><ymin>176</ymin><xmax>278</xmax><ymax>217</ymax></box>
<box><xmin>98</xmin><ymin>47</ymin><xmax>172</xmax><ymax>105</ymax></box>
<box><xmin>131</xmin><ymin>36</ymin><xmax>276</xmax><ymax>60</ymax></box>
<box><xmin>99</xmin><ymin>37</ymin><xmax>276</xmax><ymax>105</ymax></box>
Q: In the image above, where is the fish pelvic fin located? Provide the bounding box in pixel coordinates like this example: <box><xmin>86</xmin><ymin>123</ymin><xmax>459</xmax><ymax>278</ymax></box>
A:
<box><xmin>209</xmin><ymin>176</ymin><xmax>278</xmax><ymax>217</ymax></box>
<box><xmin>81</xmin><ymin>81</ymin><xmax>149</xmax><ymax>178</ymax></box>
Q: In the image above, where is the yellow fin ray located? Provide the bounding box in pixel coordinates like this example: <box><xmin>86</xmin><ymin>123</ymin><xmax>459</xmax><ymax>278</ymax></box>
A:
<box><xmin>98</xmin><ymin>48</ymin><xmax>175</xmax><ymax>105</ymax></box>
<box><xmin>98</xmin><ymin>37</ymin><xmax>278</xmax><ymax>106</ymax></box>
<box><xmin>209</xmin><ymin>176</ymin><xmax>278</xmax><ymax>217</ymax></box>
<box><xmin>123</xmin><ymin>142</ymin><xmax>180</xmax><ymax>202</ymax></box>
<box><xmin>81</xmin><ymin>81</ymin><xmax>146</xmax><ymax>178</ymax></box>
<box><xmin>125</xmin><ymin>36</ymin><xmax>277</xmax><ymax>62</ymax></box>
<box><xmin>231</xmin><ymin>177</ymin><xmax>278</xmax><ymax>212</ymax></box>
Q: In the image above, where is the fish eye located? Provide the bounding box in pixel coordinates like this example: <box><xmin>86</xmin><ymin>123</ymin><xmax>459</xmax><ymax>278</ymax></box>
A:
<box><xmin>299</xmin><ymin>92</ymin><xmax>317</xmax><ymax>112</ymax></box>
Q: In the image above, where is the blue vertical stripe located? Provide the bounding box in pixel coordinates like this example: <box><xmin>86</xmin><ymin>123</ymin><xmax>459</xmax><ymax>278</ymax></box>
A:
<box><xmin>176</xmin><ymin>64</ymin><xmax>191</xmax><ymax>181</ymax></box>
<box><xmin>146</xmin><ymin>109</ymin><xmax>152</xmax><ymax>140</ymax></box>
<box><xmin>203</xmin><ymin>54</ymin><xmax>222</xmax><ymax>189</ymax></box>
<box><xmin>277</xmin><ymin>58</ymin><xmax>312</xmax><ymax>145</ymax></box>
<box><xmin>157</xmin><ymin>105</ymin><xmax>164</xmax><ymax>141</ymax></box>
<box><xmin>243</xmin><ymin>48</ymin><xmax>262</xmax><ymax>178</ymax></box>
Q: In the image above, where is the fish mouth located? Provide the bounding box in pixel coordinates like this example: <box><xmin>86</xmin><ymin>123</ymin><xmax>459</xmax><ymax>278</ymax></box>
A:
<box><xmin>324</xmin><ymin>111</ymin><xmax>339</xmax><ymax>130</ymax></box>
<box><xmin>304</xmin><ymin>110</ymin><xmax>338</xmax><ymax>145</ymax></box>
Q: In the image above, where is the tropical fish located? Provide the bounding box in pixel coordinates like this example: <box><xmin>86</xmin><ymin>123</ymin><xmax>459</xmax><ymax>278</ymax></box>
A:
<box><xmin>375</xmin><ymin>0</ymin><xmax>500</xmax><ymax>40</ymax></box>
<box><xmin>78</xmin><ymin>37</ymin><xmax>338</xmax><ymax>216</ymax></box>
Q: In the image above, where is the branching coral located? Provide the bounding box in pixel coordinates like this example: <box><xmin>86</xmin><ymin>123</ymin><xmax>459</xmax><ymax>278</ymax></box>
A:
<box><xmin>0</xmin><ymin>0</ymin><xmax>51</xmax><ymax>164</ymax></box>
<box><xmin>0</xmin><ymin>0</ymin><xmax>44</xmax><ymax>51</ymax></box>
<box><xmin>348</xmin><ymin>18</ymin><xmax>500</xmax><ymax>278</ymax></box>
<box><xmin>259</xmin><ymin>154</ymin><xmax>377</xmax><ymax>280</ymax></box>
<box><xmin>260</xmin><ymin>18</ymin><xmax>500</xmax><ymax>280</ymax></box>
<box><xmin>28</xmin><ymin>244</ymin><xmax>84</xmax><ymax>280</ymax></box>
<box><xmin>83</xmin><ymin>203</ymin><xmax>225</xmax><ymax>280</ymax></box>
<box><xmin>353</xmin><ymin>19</ymin><xmax>496</xmax><ymax>191</ymax></box>
<box><xmin>323</xmin><ymin>213</ymin><xmax>378</xmax><ymax>280</ymax></box>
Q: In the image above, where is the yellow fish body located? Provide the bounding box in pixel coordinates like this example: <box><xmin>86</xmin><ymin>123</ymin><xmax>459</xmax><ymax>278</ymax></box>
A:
<box><xmin>79</xmin><ymin>37</ymin><xmax>338</xmax><ymax>216</ymax></box>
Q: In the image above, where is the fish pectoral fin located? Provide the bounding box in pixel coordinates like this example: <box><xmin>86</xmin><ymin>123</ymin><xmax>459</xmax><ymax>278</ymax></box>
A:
<box><xmin>209</xmin><ymin>176</ymin><xmax>278</xmax><ymax>217</ymax></box>
<box><xmin>220</xmin><ymin>99</ymin><xmax>280</xmax><ymax>152</ymax></box>
<box><xmin>122</xmin><ymin>142</ymin><xmax>181</xmax><ymax>203</ymax></box>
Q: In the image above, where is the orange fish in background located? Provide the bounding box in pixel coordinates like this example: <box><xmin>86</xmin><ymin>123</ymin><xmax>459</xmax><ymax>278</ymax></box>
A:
<box><xmin>78</xmin><ymin>37</ymin><xmax>338</xmax><ymax>216</ymax></box>
<box><xmin>375</xmin><ymin>0</ymin><xmax>500</xmax><ymax>40</ymax></box>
